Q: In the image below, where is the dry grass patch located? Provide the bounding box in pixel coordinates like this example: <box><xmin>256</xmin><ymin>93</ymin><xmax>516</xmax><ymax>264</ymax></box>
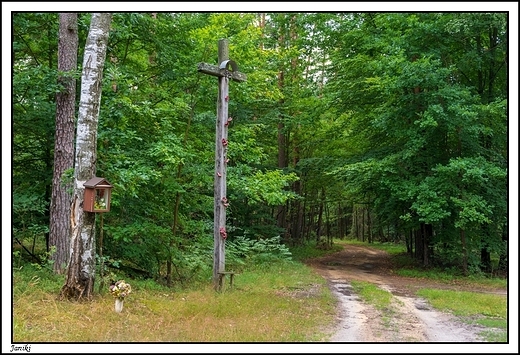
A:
<box><xmin>13</xmin><ymin>262</ymin><xmax>337</xmax><ymax>342</ymax></box>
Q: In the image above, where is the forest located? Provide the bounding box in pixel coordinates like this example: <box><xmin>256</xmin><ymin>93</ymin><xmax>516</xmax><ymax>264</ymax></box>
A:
<box><xmin>12</xmin><ymin>12</ymin><xmax>508</xmax><ymax>294</ymax></box>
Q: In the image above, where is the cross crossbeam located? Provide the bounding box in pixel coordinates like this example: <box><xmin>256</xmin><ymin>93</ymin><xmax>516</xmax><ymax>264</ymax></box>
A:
<box><xmin>197</xmin><ymin>62</ymin><xmax>247</xmax><ymax>82</ymax></box>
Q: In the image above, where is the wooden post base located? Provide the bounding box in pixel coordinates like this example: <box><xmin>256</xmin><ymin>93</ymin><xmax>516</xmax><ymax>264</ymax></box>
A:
<box><xmin>217</xmin><ymin>271</ymin><xmax>237</xmax><ymax>291</ymax></box>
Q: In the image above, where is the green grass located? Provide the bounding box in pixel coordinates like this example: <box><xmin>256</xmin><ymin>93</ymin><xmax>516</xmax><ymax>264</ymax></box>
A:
<box><xmin>478</xmin><ymin>329</ymin><xmax>508</xmax><ymax>342</ymax></box>
<box><xmin>476</xmin><ymin>317</ymin><xmax>507</xmax><ymax>329</ymax></box>
<box><xmin>12</xmin><ymin>260</ymin><xmax>337</xmax><ymax>342</ymax></box>
<box><xmin>350</xmin><ymin>280</ymin><xmax>393</xmax><ymax>311</ymax></box>
<box><xmin>289</xmin><ymin>241</ymin><xmax>343</xmax><ymax>261</ymax></box>
<box><xmin>416</xmin><ymin>288</ymin><xmax>507</xmax><ymax>342</ymax></box>
<box><xmin>415</xmin><ymin>289</ymin><xmax>506</xmax><ymax>318</ymax></box>
<box><xmin>395</xmin><ymin>268</ymin><xmax>507</xmax><ymax>289</ymax></box>
<box><xmin>12</xmin><ymin>240</ymin><xmax>508</xmax><ymax>343</ymax></box>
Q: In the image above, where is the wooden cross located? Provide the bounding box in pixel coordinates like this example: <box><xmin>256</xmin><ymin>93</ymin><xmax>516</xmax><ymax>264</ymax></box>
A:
<box><xmin>197</xmin><ymin>39</ymin><xmax>247</xmax><ymax>290</ymax></box>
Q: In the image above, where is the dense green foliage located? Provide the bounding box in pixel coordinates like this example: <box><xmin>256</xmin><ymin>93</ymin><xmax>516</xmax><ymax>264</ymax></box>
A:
<box><xmin>12</xmin><ymin>13</ymin><xmax>508</xmax><ymax>286</ymax></box>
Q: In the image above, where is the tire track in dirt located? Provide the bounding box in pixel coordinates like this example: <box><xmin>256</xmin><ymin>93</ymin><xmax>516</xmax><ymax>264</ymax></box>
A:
<box><xmin>306</xmin><ymin>243</ymin><xmax>506</xmax><ymax>342</ymax></box>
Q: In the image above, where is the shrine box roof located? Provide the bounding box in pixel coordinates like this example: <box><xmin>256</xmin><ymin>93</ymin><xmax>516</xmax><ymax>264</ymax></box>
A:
<box><xmin>84</xmin><ymin>177</ymin><xmax>113</xmax><ymax>189</ymax></box>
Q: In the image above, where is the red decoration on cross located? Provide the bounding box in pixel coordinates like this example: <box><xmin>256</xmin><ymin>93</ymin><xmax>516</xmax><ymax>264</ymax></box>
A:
<box><xmin>221</xmin><ymin>197</ymin><xmax>229</xmax><ymax>207</ymax></box>
<box><xmin>219</xmin><ymin>227</ymin><xmax>227</xmax><ymax>239</ymax></box>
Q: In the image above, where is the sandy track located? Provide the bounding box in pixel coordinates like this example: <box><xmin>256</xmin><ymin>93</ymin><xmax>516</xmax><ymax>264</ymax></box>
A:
<box><xmin>306</xmin><ymin>244</ymin><xmax>506</xmax><ymax>342</ymax></box>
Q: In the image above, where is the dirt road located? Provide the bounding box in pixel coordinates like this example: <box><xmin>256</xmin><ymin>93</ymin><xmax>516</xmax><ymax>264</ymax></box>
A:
<box><xmin>306</xmin><ymin>243</ymin><xmax>507</xmax><ymax>342</ymax></box>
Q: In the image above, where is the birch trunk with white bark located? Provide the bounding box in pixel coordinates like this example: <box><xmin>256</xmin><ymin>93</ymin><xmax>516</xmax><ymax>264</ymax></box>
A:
<box><xmin>60</xmin><ymin>13</ymin><xmax>111</xmax><ymax>300</ymax></box>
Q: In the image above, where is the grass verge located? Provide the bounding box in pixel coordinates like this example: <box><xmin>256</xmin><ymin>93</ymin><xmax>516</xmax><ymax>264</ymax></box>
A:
<box><xmin>416</xmin><ymin>288</ymin><xmax>508</xmax><ymax>342</ymax></box>
<box><xmin>13</xmin><ymin>262</ymin><xmax>337</xmax><ymax>342</ymax></box>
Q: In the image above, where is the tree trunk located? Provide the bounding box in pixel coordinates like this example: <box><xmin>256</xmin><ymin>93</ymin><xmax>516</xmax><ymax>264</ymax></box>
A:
<box><xmin>258</xmin><ymin>13</ymin><xmax>266</xmax><ymax>50</ymax></box>
<box><xmin>354</xmin><ymin>205</ymin><xmax>359</xmax><ymax>239</ymax></box>
<box><xmin>324</xmin><ymin>198</ymin><xmax>332</xmax><ymax>247</ymax></box>
<box><xmin>276</xmin><ymin>23</ymin><xmax>287</xmax><ymax>233</ymax></box>
<box><xmin>367</xmin><ymin>202</ymin><xmax>372</xmax><ymax>244</ymax></box>
<box><xmin>337</xmin><ymin>203</ymin><xmax>344</xmax><ymax>239</ymax></box>
<box><xmin>460</xmin><ymin>228</ymin><xmax>468</xmax><ymax>276</ymax></box>
<box><xmin>60</xmin><ymin>13</ymin><xmax>112</xmax><ymax>300</ymax></box>
<box><xmin>414</xmin><ymin>228</ymin><xmax>422</xmax><ymax>261</ymax></box>
<box><xmin>422</xmin><ymin>223</ymin><xmax>433</xmax><ymax>266</ymax></box>
<box><xmin>49</xmin><ymin>13</ymin><xmax>78</xmax><ymax>274</ymax></box>
<box><xmin>497</xmin><ymin>222</ymin><xmax>508</xmax><ymax>273</ymax></box>
<box><xmin>406</xmin><ymin>229</ymin><xmax>413</xmax><ymax>256</ymax></box>
<box><xmin>276</xmin><ymin>119</ymin><xmax>287</xmax><ymax>231</ymax></box>
<box><xmin>316</xmin><ymin>189</ymin><xmax>324</xmax><ymax>243</ymax></box>
<box><xmin>480</xmin><ymin>247</ymin><xmax>491</xmax><ymax>273</ymax></box>
<box><xmin>361</xmin><ymin>206</ymin><xmax>365</xmax><ymax>242</ymax></box>
<box><xmin>479</xmin><ymin>224</ymin><xmax>492</xmax><ymax>273</ymax></box>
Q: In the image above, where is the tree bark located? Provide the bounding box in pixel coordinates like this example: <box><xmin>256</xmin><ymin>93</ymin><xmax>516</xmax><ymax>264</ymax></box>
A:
<box><xmin>367</xmin><ymin>201</ymin><xmax>372</xmax><ymax>244</ymax></box>
<box><xmin>276</xmin><ymin>120</ymin><xmax>287</xmax><ymax>231</ymax></box>
<box><xmin>497</xmin><ymin>222</ymin><xmax>508</xmax><ymax>273</ymax></box>
<box><xmin>276</xmin><ymin>22</ymin><xmax>287</xmax><ymax>233</ymax></box>
<box><xmin>460</xmin><ymin>228</ymin><xmax>469</xmax><ymax>276</ymax></box>
<box><xmin>60</xmin><ymin>13</ymin><xmax>112</xmax><ymax>300</ymax></box>
<box><xmin>49</xmin><ymin>13</ymin><xmax>78</xmax><ymax>274</ymax></box>
<box><xmin>316</xmin><ymin>196</ymin><xmax>323</xmax><ymax>243</ymax></box>
<box><xmin>361</xmin><ymin>206</ymin><xmax>365</xmax><ymax>242</ymax></box>
<box><xmin>422</xmin><ymin>223</ymin><xmax>433</xmax><ymax>266</ymax></box>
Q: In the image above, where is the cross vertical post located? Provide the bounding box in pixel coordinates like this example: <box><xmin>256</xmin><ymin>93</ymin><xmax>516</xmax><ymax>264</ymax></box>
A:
<box><xmin>197</xmin><ymin>39</ymin><xmax>247</xmax><ymax>290</ymax></box>
<box><xmin>215</xmin><ymin>40</ymin><xmax>229</xmax><ymax>289</ymax></box>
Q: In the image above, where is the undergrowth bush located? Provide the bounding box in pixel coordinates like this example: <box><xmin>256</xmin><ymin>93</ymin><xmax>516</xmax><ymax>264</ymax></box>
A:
<box><xmin>225</xmin><ymin>235</ymin><xmax>292</xmax><ymax>271</ymax></box>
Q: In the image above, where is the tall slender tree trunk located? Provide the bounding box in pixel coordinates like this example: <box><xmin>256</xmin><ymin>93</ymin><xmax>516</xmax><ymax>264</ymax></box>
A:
<box><xmin>276</xmin><ymin>77</ymin><xmax>287</xmax><ymax>232</ymax></box>
<box><xmin>49</xmin><ymin>13</ymin><xmax>78</xmax><ymax>274</ymax></box>
<box><xmin>258</xmin><ymin>13</ymin><xmax>266</xmax><ymax>50</ymax></box>
<box><xmin>497</xmin><ymin>222</ymin><xmax>508</xmax><ymax>273</ymax></box>
<box><xmin>324</xmin><ymin>198</ymin><xmax>332</xmax><ymax>247</ymax></box>
<box><xmin>414</xmin><ymin>228</ymin><xmax>422</xmax><ymax>260</ymax></box>
<box><xmin>60</xmin><ymin>13</ymin><xmax>112</xmax><ymax>300</ymax></box>
<box><xmin>361</xmin><ymin>206</ymin><xmax>365</xmax><ymax>242</ymax></box>
<box><xmin>406</xmin><ymin>229</ymin><xmax>413</xmax><ymax>256</ymax></box>
<box><xmin>367</xmin><ymin>201</ymin><xmax>372</xmax><ymax>244</ymax></box>
<box><xmin>422</xmin><ymin>222</ymin><xmax>431</xmax><ymax>266</ymax></box>
<box><xmin>479</xmin><ymin>224</ymin><xmax>492</xmax><ymax>273</ymax></box>
<box><xmin>290</xmin><ymin>178</ymin><xmax>303</xmax><ymax>244</ymax></box>
<box><xmin>316</xmin><ymin>188</ymin><xmax>326</xmax><ymax>243</ymax></box>
<box><xmin>275</xmin><ymin>17</ymin><xmax>291</xmax><ymax>235</ymax></box>
<box><xmin>460</xmin><ymin>228</ymin><xmax>469</xmax><ymax>276</ymax></box>
<box><xmin>354</xmin><ymin>205</ymin><xmax>359</xmax><ymax>239</ymax></box>
<box><xmin>276</xmin><ymin>59</ymin><xmax>287</xmax><ymax>232</ymax></box>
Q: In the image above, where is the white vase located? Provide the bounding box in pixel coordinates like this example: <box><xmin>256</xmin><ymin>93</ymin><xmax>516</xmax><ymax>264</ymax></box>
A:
<box><xmin>115</xmin><ymin>298</ymin><xmax>124</xmax><ymax>313</ymax></box>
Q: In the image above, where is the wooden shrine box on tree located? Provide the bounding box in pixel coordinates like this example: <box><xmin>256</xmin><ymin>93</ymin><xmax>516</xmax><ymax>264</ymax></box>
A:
<box><xmin>83</xmin><ymin>177</ymin><xmax>113</xmax><ymax>212</ymax></box>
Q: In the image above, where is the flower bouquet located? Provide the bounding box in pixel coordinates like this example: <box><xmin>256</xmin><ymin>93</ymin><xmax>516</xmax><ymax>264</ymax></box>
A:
<box><xmin>109</xmin><ymin>280</ymin><xmax>132</xmax><ymax>313</ymax></box>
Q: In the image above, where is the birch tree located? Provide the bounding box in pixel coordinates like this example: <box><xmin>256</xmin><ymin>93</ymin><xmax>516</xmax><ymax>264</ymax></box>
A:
<box><xmin>49</xmin><ymin>13</ymin><xmax>78</xmax><ymax>274</ymax></box>
<box><xmin>60</xmin><ymin>13</ymin><xmax>112</xmax><ymax>300</ymax></box>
